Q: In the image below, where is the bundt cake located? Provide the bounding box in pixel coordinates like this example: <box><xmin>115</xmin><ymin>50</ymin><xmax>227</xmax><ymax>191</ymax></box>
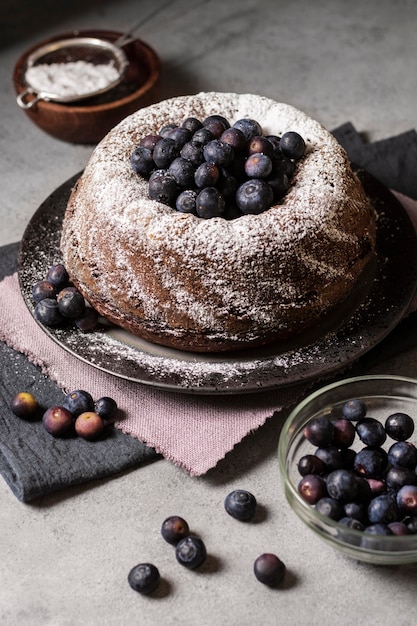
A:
<box><xmin>60</xmin><ymin>92</ymin><xmax>376</xmax><ymax>352</ymax></box>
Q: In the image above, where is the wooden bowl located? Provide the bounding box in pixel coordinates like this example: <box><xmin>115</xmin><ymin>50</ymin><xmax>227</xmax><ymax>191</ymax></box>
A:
<box><xmin>13</xmin><ymin>30</ymin><xmax>160</xmax><ymax>144</ymax></box>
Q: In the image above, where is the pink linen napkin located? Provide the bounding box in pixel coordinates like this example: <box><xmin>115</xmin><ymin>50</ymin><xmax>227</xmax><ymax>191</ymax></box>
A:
<box><xmin>1</xmin><ymin>190</ymin><xmax>416</xmax><ymax>477</ymax></box>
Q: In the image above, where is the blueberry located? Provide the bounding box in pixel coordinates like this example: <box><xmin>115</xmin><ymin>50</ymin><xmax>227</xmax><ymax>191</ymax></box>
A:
<box><xmin>303</xmin><ymin>417</ymin><xmax>335</xmax><ymax>447</ymax></box>
<box><xmin>326</xmin><ymin>469</ymin><xmax>359</xmax><ymax>503</ymax></box>
<box><xmin>176</xmin><ymin>189</ymin><xmax>198</xmax><ymax>214</ymax></box>
<box><xmin>139</xmin><ymin>134</ymin><xmax>161</xmax><ymax>150</ymax></box>
<box><xmin>10</xmin><ymin>391</ymin><xmax>39</xmax><ymax>420</ymax></box>
<box><xmin>194</xmin><ymin>162</ymin><xmax>220</xmax><ymax>188</ymax></box>
<box><xmin>203</xmin><ymin>114</ymin><xmax>230</xmax><ymax>138</ymax></box>
<box><xmin>388</xmin><ymin>521</ymin><xmax>411</xmax><ymax>536</ymax></box>
<box><xmin>46</xmin><ymin>264</ymin><xmax>69</xmax><ymax>288</ymax></box>
<box><xmin>180</xmin><ymin>141</ymin><xmax>205</xmax><ymax>166</ymax></box>
<box><xmin>32</xmin><ymin>280</ymin><xmax>58</xmax><ymax>303</ymax></box>
<box><xmin>356</xmin><ymin>417</ymin><xmax>386</xmax><ymax>447</ymax></box>
<box><xmin>75</xmin><ymin>411</ymin><xmax>105</xmax><ymax>441</ymax></box>
<box><xmin>94</xmin><ymin>396</ymin><xmax>118</xmax><ymax>421</ymax></box>
<box><xmin>236</xmin><ymin>179</ymin><xmax>274</xmax><ymax>215</ymax></box>
<box><xmin>245</xmin><ymin>153</ymin><xmax>273</xmax><ymax>179</ymax></box>
<box><xmin>130</xmin><ymin>146</ymin><xmax>155</xmax><ymax>177</ymax></box>
<box><xmin>387</xmin><ymin>441</ymin><xmax>417</xmax><ymax>469</ymax></box>
<box><xmin>315</xmin><ymin>497</ymin><xmax>344</xmax><ymax>520</ymax></box>
<box><xmin>385</xmin><ymin>466</ymin><xmax>417</xmax><ymax>490</ymax></box>
<box><xmin>159</xmin><ymin>123</ymin><xmax>178</xmax><ymax>137</ymax></box>
<box><xmin>75</xmin><ymin>307</ymin><xmax>99</xmax><ymax>332</ymax></box>
<box><xmin>175</xmin><ymin>536</ymin><xmax>206</xmax><ymax>569</ymax></box>
<box><xmin>340</xmin><ymin>447</ymin><xmax>357</xmax><ymax>470</ymax></box>
<box><xmin>342</xmin><ymin>399</ymin><xmax>367</xmax><ymax>421</ymax></box>
<box><xmin>233</xmin><ymin>118</ymin><xmax>263</xmax><ymax>140</ymax></box>
<box><xmin>152</xmin><ymin>138</ymin><xmax>179</xmax><ymax>169</ymax></box>
<box><xmin>368</xmin><ymin>494</ymin><xmax>399</xmax><ymax>525</ymax></box>
<box><xmin>203</xmin><ymin>139</ymin><xmax>234</xmax><ymax>167</ymax></box>
<box><xmin>42</xmin><ymin>406</ymin><xmax>74</xmax><ymax>437</ymax></box>
<box><xmin>161</xmin><ymin>515</ymin><xmax>190</xmax><ymax>545</ymax></box>
<box><xmin>57</xmin><ymin>289</ymin><xmax>85</xmax><ymax>319</ymax></box>
<box><xmin>338</xmin><ymin>517</ymin><xmax>365</xmax><ymax>531</ymax></box>
<box><xmin>217</xmin><ymin>170</ymin><xmax>238</xmax><ymax>200</ymax></box>
<box><xmin>128</xmin><ymin>563</ymin><xmax>160</xmax><ymax>595</ymax></box>
<box><xmin>265</xmin><ymin>135</ymin><xmax>282</xmax><ymax>158</ymax></box>
<box><xmin>34</xmin><ymin>298</ymin><xmax>65</xmax><ymax>327</ymax></box>
<box><xmin>220</xmin><ymin>127</ymin><xmax>247</xmax><ymax>153</ymax></box>
<box><xmin>331</xmin><ymin>418</ymin><xmax>356</xmax><ymax>448</ymax></box>
<box><xmin>397</xmin><ymin>484</ymin><xmax>417</xmax><ymax>515</ymax></box>
<box><xmin>63</xmin><ymin>389</ymin><xmax>94</xmax><ymax>417</ymax></box>
<box><xmin>247</xmin><ymin>136</ymin><xmax>274</xmax><ymax>158</ymax></box>
<box><xmin>192</xmin><ymin>127</ymin><xmax>214</xmax><ymax>145</ymax></box>
<box><xmin>279</xmin><ymin>131</ymin><xmax>306</xmax><ymax>160</ymax></box>
<box><xmin>354</xmin><ymin>446</ymin><xmax>388</xmax><ymax>478</ymax></box>
<box><xmin>315</xmin><ymin>446</ymin><xmax>344</xmax><ymax>472</ymax></box>
<box><xmin>253</xmin><ymin>553</ymin><xmax>286</xmax><ymax>587</ymax></box>
<box><xmin>297</xmin><ymin>454</ymin><xmax>326</xmax><ymax>477</ymax></box>
<box><xmin>406</xmin><ymin>516</ymin><xmax>417</xmax><ymax>533</ymax></box>
<box><xmin>196</xmin><ymin>187</ymin><xmax>225</xmax><ymax>219</ymax></box>
<box><xmin>181</xmin><ymin>116</ymin><xmax>203</xmax><ymax>133</ymax></box>
<box><xmin>366</xmin><ymin>477</ymin><xmax>387</xmax><ymax>497</ymax></box>
<box><xmin>343</xmin><ymin>501</ymin><xmax>368</xmax><ymax>524</ymax></box>
<box><xmin>224</xmin><ymin>489</ymin><xmax>257</xmax><ymax>521</ymax></box>
<box><xmin>298</xmin><ymin>474</ymin><xmax>327</xmax><ymax>505</ymax></box>
<box><xmin>167</xmin><ymin>126</ymin><xmax>193</xmax><ymax>148</ymax></box>
<box><xmin>168</xmin><ymin>157</ymin><xmax>196</xmax><ymax>188</ymax></box>
<box><xmin>274</xmin><ymin>155</ymin><xmax>296</xmax><ymax>178</ymax></box>
<box><xmin>363</xmin><ymin>523</ymin><xmax>392</xmax><ymax>536</ymax></box>
<box><xmin>148</xmin><ymin>170</ymin><xmax>178</xmax><ymax>207</ymax></box>
<box><xmin>354</xmin><ymin>477</ymin><xmax>373</xmax><ymax>503</ymax></box>
<box><xmin>385</xmin><ymin>412</ymin><xmax>415</xmax><ymax>441</ymax></box>
<box><xmin>267</xmin><ymin>172</ymin><xmax>290</xmax><ymax>201</ymax></box>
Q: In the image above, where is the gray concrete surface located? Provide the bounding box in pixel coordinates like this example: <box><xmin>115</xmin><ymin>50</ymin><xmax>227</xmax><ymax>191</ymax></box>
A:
<box><xmin>2</xmin><ymin>1</ymin><xmax>417</xmax><ymax>624</ymax></box>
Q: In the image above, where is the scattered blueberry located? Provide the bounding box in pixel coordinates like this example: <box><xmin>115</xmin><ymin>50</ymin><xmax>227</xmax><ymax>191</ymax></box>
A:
<box><xmin>224</xmin><ymin>489</ymin><xmax>257</xmax><ymax>521</ymax></box>
<box><xmin>128</xmin><ymin>563</ymin><xmax>160</xmax><ymax>595</ymax></box>
<box><xmin>75</xmin><ymin>307</ymin><xmax>99</xmax><ymax>332</ymax></box>
<box><xmin>253</xmin><ymin>553</ymin><xmax>286</xmax><ymax>586</ymax></box>
<box><xmin>62</xmin><ymin>389</ymin><xmax>94</xmax><ymax>417</ymax></box>
<box><xmin>75</xmin><ymin>412</ymin><xmax>105</xmax><ymax>440</ymax></box>
<box><xmin>10</xmin><ymin>391</ymin><xmax>39</xmax><ymax>420</ymax></box>
<box><xmin>94</xmin><ymin>396</ymin><xmax>118</xmax><ymax>421</ymax></box>
<box><xmin>161</xmin><ymin>515</ymin><xmax>190</xmax><ymax>545</ymax></box>
<box><xmin>175</xmin><ymin>535</ymin><xmax>207</xmax><ymax>569</ymax></box>
<box><xmin>42</xmin><ymin>406</ymin><xmax>73</xmax><ymax>437</ymax></box>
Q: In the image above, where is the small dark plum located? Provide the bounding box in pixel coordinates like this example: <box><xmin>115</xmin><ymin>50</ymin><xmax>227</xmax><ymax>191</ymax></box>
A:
<box><xmin>34</xmin><ymin>298</ymin><xmax>65</xmax><ymax>327</ymax></box>
<box><xmin>194</xmin><ymin>162</ymin><xmax>220</xmax><ymax>188</ymax></box>
<box><xmin>303</xmin><ymin>416</ymin><xmax>335</xmax><ymax>447</ymax></box>
<box><xmin>331</xmin><ymin>418</ymin><xmax>356</xmax><ymax>448</ymax></box>
<box><xmin>356</xmin><ymin>417</ymin><xmax>386</xmax><ymax>447</ymax></box>
<box><xmin>175</xmin><ymin>536</ymin><xmax>206</xmax><ymax>569</ymax></box>
<box><xmin>220</xmin><ymin>127</ymin><xmax>247</xmax><ymax>153</ymax></box>
<box><xmin>57</xmin><ymin>289</ymin><xmax>85</xmax><ymax>319</ymax></box>
<box><xmin>148</xmin><ymin>170</ymin><xmax>178</xmax><ymax>207</ymax></box>
<box><xmin>176</xmin><ymin>189</ymin><xmax>198</xmax><ymax>214</ymax></box>
<box><xmin>315</xmin><ymin>446</ymin><xmax>344</xmax><ymax>472</ymax></box>
<box><xmin>224</xmin><ymin>489</ymin><xmax>257</xmax><ymax>521</ymax></box>
<box><xmin>94</xmin><ymin>396</ymin><xmax>118</xmax><ymax>421</ymax></box>
<box><xmin>279</xmin><ymin>131</ymin><xmax>306</xmax><ymax>160</ymax></box>
<box><xmin>384</xmin><ymin>412</ymin><xmax>415</xmax><ymax>441</ymax></box>
<box><xmin>388</xmin><ymin>441</ymin><xmax>417</xmax><ymax>469</ymax></box>
<box><xmin>75</xmin><ymin>307</ymin><xmax>99</xmax><ymax>332</ymax></box>
<box><xmin>75</xmin><ymin>412</ymin><xmax>105</xmax><ymax>440</ymax></box>
<box><xmin>128</xmin><ymin>563</ymin><xmax>160</xmax><ymax>595</ymax></box>
<box><xmin>152</xmin><ymin>137</ymin><xmax>179</xmax><ymax>168</ymax></box>
<box><xmin>353</xmin><ymin>446</ymin><xmax>388</xmax><ymax>478</ymax></box>
<box><xmin>247</xmin><ymin>135</ymin><xmax>274</xmax><ymax>158</ymax></box>
<box><xmin>253</xmin><ymin>553</ymin><xmax>286</xmax><ymax>587</ymax></box>
<box><xmin>368</xmin><ymin>494</ymin><xmax>399</xmax><ymax>525</ymax></box>
<box><xmin>396</xmin><ymin>484</ymin><xmax>417</xmax><ymax>515</ymax></box>
<box><xmin>236</xmin><ymin>179</ymin><xmax>273</xmax><ymax>215</ymax></box>
<box><xmin>297</xmin><ymin>454</ymin><xmax>326</xmax><ymax>476</ymax></box>
<box><xmin>45</xmin><ymin>264</ymin><xmax>69</xmax><ymax>288</ymax></box>
<box><xmin>168</xmin><ymin>157</ymin><xmax>196</xmax><ymax>188</ymax></box>
<box><xmin>32</xmin><ymin>280</ymin><xmax>58</xmax><ymax>303</ymax></box>
<box><xmin>181</xmin><ymin>116</ymin><xmax>203</xmax><ymax>133</ymax></box>
<box><xmin>130</xmin><ymin>146</ymin><xmax>155</xmax><ymax>177</ymax></box>
<box><xmin>315</xmin><ymin>497</ymin><xmax>344</xmax><ymax>520</ymax></box>
<box><xmin>10</xmin><ymin>391</ymin><xmax>39</xmax><ymax>420</ymax></box>
<box><xmin>42</xmin><ymin>406</ymin><xmax>73</xmax><ymax>437</ymax></box>
<box><xmin>196</xmin><ymin>187</ymin><xmax>225</xmax><ymax>219</ymax></box>
<box><xmin>297</xmin><ymin>474</ymin><xmax>327</xmax><ymax>505</ymax></box>
<box><xmin>161</xmin><ymin>515</ymin><xmax>190</xmax><ymax>545</ymax></box>
<box><xmin>244</xmin><ymin>153</ymin><xmax>273</xmax><ymax>179</ymax></box>
<box><xmin>342</xmin><ymin>399</ymin><xmax>367</xmax><ymax>421</ymax></box>
<box><xmin>180</xmin><ymin>141</ymin><xmax>205</xmax><ymax>166</ymax></box>
<box><xmin>63</xmin><ymin>389</ymin><xmax>94</xmax><ymax>417</ymax></box>
<box><xmin>326</xmin><ymin>469</ymin><xmax>359</xmax><ymax>503</ymax></box>
<box><xmin>233</xmin><ymin>118</ymin><xmax>263</xmax><ymax>140</ymax></box>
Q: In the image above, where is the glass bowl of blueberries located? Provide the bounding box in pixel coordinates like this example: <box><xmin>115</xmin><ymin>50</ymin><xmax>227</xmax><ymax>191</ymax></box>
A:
<box><xmin>278</xmin><ymin>375</ymin><xmax>417</xmax><ymax>564</ymax></box>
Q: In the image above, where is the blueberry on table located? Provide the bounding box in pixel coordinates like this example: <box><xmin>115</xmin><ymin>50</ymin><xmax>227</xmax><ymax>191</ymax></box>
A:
<box><xmin>253</xmin><ymin>553</ymin><xmax>286</xmax><ymax>587</ymax></box>
<box><xmin>387</xmin><ymin>441</ymin><xmax>417</xmax><ymax>469</ymax></box>
<box><xmin>224</xmin><ymin>489</ymin><xmax>257</xmax><ymax>521</ymax></box>
<box><xmin>128</xmin><ymin>563</ymin><xmax>160</xmax><ymax>595</ymax></box>
<box><xmin>42</xmin><ymin>406</ymin><xmax>73</xmax><ymax>437</ymax></box>
<box><xmin>45</xmin><ymin>264</ymin><xmax>69</xmax><ymax>288</ymax></box>
<box><xmin>161</xmin><ymin>515</ymin><xmax>190</xmax><ymax>545</ymax></box>
<box><xmin>342</xmin><ymin>399</ymin><xmax>367</xmax><ymax>421</ymax></box>
<box><xmin>356</xmin><ymin>417</ymin><xmax>387</xmax><ymax>447</ymax></box>
<box><xmin>175</xmin><ymin>536</ymin><xmax>207</xmax><ymax>569</ymax></box>
<box><xmin>63</xmin><ymin>389</ymin><xmax>94</xmax><ymax>417</ymax></box>
<box><xmin>94</xmin><ymin>396</ymin><xmax>118</xmax><ymax>421</ymax></box>
<box><xmin>279</xmin><ymin>131</ymin><xmax>306</xmax><ymax>160</ymax></box>
<box><xmin>385</xmin><ymin>412</ymin><xmax>415</xmax><ymax>441</ymax></box>
<box><xmin>235</xmin><ymin>179</ymin><xmax>273</xmax><ymax>215</ymax></box>
<box><xmin>34</xmin><ymin>298</ymin><xmax>65</xmax><ymax>327</ymax></box>
<box><xmin>75</xmin><ymin>412</ymin><xmax>105</xmax><ymax>440</ymax></box>
<box><xmin>10</xmin><ymin>391</ymin><xmax>39</xmax><ymax>420</ymax></box>
<box><xmin>303</xmin><ymin>416</ymin><xmax>335</xmax><ymax>447</ymax></box>
<box><xmin>32</xmin><ymin>280</ymin><xmax>58</xmax><ymax>303</ymax></box>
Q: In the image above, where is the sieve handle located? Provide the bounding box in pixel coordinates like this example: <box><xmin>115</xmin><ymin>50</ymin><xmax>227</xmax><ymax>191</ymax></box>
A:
<box><xmin>16</xmin><ymin>88</ymin><xmax>43</xmax><ymax>110</ymax></box>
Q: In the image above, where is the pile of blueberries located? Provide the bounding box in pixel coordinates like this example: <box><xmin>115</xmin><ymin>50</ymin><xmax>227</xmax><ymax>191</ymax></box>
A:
<box><xmin>298</xmin><ymin>399</ymin><xmax>417</xmax><ymax>541</ymax></box>
<box><xmin>130</xmin><ymin>114</ymin><xmax>306</xmax><ymax>219</ymax></box>
<box><xmin>10</xmin><ymin>388</ymin><xmax>117</xmax><ymax>441</ymax></box>
<box><xmin>128</xmin><ymin>489</ymin><xmax>286</xmax><ymax>595</ymax></box>
<box><xmin>31</xmin><ymin>263</ymin><xmax>98</xmax><ymax>331</ymax></box>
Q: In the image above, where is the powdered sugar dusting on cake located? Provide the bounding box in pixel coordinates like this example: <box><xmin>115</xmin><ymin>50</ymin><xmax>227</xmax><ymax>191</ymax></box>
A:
<box><xmin>61</xmin><ymin>92</ymin><xmax>376</xmax><ymax>351</ymax></box>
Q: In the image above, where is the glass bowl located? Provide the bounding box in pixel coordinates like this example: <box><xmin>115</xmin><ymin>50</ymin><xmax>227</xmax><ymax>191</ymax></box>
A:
<box><xmin>278</xmin><ymin>375</ymin><xmax>417</xmax><ymax>564</ymax></box>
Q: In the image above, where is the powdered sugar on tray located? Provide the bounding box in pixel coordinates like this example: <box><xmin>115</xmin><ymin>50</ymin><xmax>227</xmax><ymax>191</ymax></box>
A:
<box><xmin>25</xmin><ymin>60</ymin><xmax>120</xmax><ymax>97</ymax></box>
